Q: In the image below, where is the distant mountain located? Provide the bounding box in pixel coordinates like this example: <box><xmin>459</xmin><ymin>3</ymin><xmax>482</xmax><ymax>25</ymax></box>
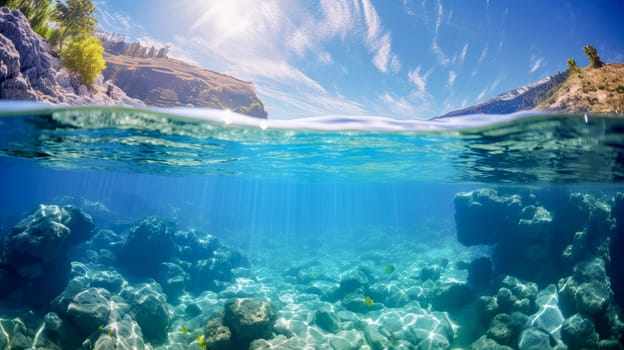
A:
<box><xmin>102</xmin><ymin>52</ymin><xmax>268</xmax><ymax>119</ymax></box>
<box><xmin>437</xmin><ymin>72</ymin><xmax>567</xmax><ymax>118</ymax></box>
<box><xmin>438</xmin><ymin>63</ymin><xmax>624</xmax><ymax>118</ymax></box>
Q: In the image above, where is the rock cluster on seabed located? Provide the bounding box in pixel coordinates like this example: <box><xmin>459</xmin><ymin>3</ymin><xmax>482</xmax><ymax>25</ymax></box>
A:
<box><xmin>0</xmin><ymin>189</ymin><xmax>622</xmax><ymax>349</ymax></box>
<box><xmin>0</xmin><ymin>7</ymin><xmax>143</xmax><ymax>106</ymax></box>
<box><xmin>455</xmin><ymin>188</ymin><xmax>624</xmax><ymax>349</ymax></box>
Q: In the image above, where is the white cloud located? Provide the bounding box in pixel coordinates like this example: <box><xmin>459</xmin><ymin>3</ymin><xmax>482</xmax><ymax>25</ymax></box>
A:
<box><xmin>361</xmin><ymin>0</ymin><xmax>400</xmax><ymax>73</ymax></box>
<box><xmin>379</xmin><ymin>93</ymin><xmax>415</xmax><ymax>116</ymax></box>
<box><xmin>476</xmin><ymin>78</ymin><xmax>503</xmax><ymax>102</ymax></box>
<box><xmin>530</xmin><ymin>55</ymin><xmax>543</xmax><ymax>73</ymax></box>
<box><xmin>478</xmin><ymin>46</ymin><xmax>488</xmax><ymax>64</ymax></box>
<box><xmin>431</xmin><ymin>0</ymin><xmax>450</xmax><ymax>66</ymax></box>
<box><xmin>408</xmin><ymin>66</ymin><xmax>431</xmax><ymax>92</ymax></box>
<box><xmin>448</xmin><ymin>70</ymin><xmax>457</xmax><ymax>87</ymax></box>
<box><xmin>459</xmin><ymin>43</ymin><xmax>468</xmax><ymax>64</ymax></box>
<box><xmin>318</xmin><ymin>51</ymin><xmax>334</xmax><ymax>64</ymax></box>
<box><xmin>390</xmin><ymin>56</ymin><xmax>402</xmax><ymax>73</ymax></box>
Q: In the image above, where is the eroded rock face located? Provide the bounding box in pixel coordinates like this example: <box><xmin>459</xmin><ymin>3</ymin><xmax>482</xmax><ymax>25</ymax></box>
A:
<box><xmin>0</xmin><ymin>7</ymin><xmax>143</xmax><ymax>106</ymax></box>
<box><xmin>223</xmin><ymin>298</ymin><xmax>277</xmax><ymax>343</ymax></box>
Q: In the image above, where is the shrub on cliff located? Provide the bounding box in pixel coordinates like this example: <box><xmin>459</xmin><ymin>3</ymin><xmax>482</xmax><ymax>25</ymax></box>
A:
<box><xmin>583</xmin><ymin>45</ymin><xmax>604</xmax><ymax>68</ymax></box>
<box><xmin>60</xmin><ymin>35</ymin><xmax>106</xmax><ymax>89</ymax></box>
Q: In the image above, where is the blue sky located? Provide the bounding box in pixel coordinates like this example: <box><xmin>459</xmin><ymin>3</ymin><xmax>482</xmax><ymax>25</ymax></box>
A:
<box><xmin>94</xmin><ymin>0</ymin><xmax>624</xmax><ymax>119</ymax></box>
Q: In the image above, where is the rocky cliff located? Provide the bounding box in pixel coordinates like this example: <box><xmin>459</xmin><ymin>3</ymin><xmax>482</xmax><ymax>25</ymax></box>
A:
<box><xmin>0</xmin><ymin>7</ymin><xmax>142</xmax><ymax>106</ymax></box>
<box><xmin>102</xmin><ymin>54</ymin><xmax>268</xmax><ymax>119</ymax></box>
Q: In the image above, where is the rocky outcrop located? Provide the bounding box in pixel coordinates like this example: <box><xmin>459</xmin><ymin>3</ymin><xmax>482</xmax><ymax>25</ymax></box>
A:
<box><xmin>456</xmin><ymin>189</ymin><xmax>624</xmax><ymax>348</ymax></box>
<box><xmin>103</xmin><ymin>54</ymin><xmax>268</xmax><ymax>118</ymax></box>
<box><xmin>0</xmin><ymin>7</ymin><xmax>143</xmax><ymax>106</ymax></box>
<box><xmin>1</xmin><ymin>204</ymin><xmax>94</xmax><ymax>307</ymax></box>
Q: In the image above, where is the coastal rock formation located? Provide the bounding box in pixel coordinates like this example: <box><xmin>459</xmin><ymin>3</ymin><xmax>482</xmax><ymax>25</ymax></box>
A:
<box><xmin>103</xmin><ymin>54</ymin><xmax>268</xmax><ymax>118</ymax></box>
<box><xmin>0</xmin><ymin>7</ymin><xmax>143</xmax><ymax>106</ymax></box>
<box><xmin>456</xmin><ymin>189</ymin><xmax>624</xmax><ymax>348</ymax></box>
<box><xmin>1</xmin><ymin>204</ymin><xmax>94</xmax><ymax>306</ymax></box>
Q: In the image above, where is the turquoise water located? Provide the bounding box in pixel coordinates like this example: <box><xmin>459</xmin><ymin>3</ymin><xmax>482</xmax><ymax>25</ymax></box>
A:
<box><xmin>0</xmin><ymin>103</ymin><xmax>623</xmax><ymax>349</ymax></box>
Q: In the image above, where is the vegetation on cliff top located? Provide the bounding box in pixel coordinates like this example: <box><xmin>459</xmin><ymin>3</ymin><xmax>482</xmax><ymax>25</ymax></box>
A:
<box><xmin>2</xmin><ymin>0</ymin><xmax>105</xmax><ymax>89</ymax></box>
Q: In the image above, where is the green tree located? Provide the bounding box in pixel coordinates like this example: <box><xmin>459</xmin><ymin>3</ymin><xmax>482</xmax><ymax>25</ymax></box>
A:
<box><xmin>583</xmin><ymin>45</ymin><xmax>604</xmax><ymax>68</ymax></box>
<box><xmin>2</xmin><ymin>0</ymin><xmax>54</xmax><ymax>37</ymax></box>
<box><xmin>54</xmin><ymin>0</ymin><xmax>97</xmax><ymax>47</ymax></box>
<box><xmin>60</xmin><ymin>35</ymin><xmax>106</xmax><ymax>89</ymax></box>
<box><xmin>567</xmin><ymin>58</ymin><xmax>581</xmax><ymax>74</ymax></box>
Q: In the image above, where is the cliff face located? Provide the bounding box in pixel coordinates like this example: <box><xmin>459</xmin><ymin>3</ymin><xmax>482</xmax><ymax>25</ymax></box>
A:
<box><xmin>102</xmin><ymin>54</ymin><xmax>268</xmax><ymax>119</ymax></box>
<box><xmin>0</xmin><ymin>7</ymin><xmax>142</xmax><ymax>106</ymax></box>
<box><xmin>537</xmin><ymin>64</ymin><xmax>624</xmax><ymax>113</ymax></box>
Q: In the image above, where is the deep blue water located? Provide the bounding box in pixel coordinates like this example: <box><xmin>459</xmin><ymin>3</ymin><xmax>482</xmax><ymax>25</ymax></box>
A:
<box><xmin>1</xmin><ymin>104</ymin><xmax>624</xmax><ymax>349</ymax></box>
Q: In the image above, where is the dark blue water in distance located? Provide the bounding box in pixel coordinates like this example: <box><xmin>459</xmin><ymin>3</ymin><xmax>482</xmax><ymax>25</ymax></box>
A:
<box><xmin>0</xmin><ymin>103</ymin><xmax>623</xmax><ymax>349</ymax></box>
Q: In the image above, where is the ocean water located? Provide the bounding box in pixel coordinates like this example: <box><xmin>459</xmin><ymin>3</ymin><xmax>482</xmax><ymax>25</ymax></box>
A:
<box><xmin>0</xmin><ymin>103</ymin><xmax>623</xmax><ymax>349</ymax></box>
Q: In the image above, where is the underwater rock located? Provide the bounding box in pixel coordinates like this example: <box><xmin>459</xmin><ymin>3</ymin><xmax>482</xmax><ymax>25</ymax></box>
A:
<box><xmin>517</xmin><ymin>328</ymin><xmax>553</xmax><ymax>350</ymax></box>
<box><xmin>527</xmin><ymin>285</ymin><xmax>564</xmax><ymax>341</ymax></box>
<box><xmin>561</xmin><ymin>313</ymin><xmax>599</xmax><ymax>350</ymax></box>
<box><xmin>486</xmin><ymin>313</ymin><xmax>527</xmax><ymax>346</ymax></box>
<box><xmin>454</xmin><ymin>188</ymin><xmax>523</xmax><ymax>246</ymax></box>
<box><xmin>471</xmin><ymin>335</ymin><xmax>514</xmax><ymax>350</ymax></box>
<box><xmin>93</xmin><ymin>314</ymin><xmax>147</xmax><ymax>350</ymax></box>
<box><xmin>90</xmin><ymin>269</ymin><xmax>125</xmax><ymax>294</ymax></box>
<box><xmin>4</xmin><ymin>202</ymin><xmax>89</xmax><ymax>307</ymax></box>
<box><xmin>0</xmin><ymin>317</ymin><xmax>33</xmax><ymax>349</ymax></box>
<box><xmin>223</xmin><ymin>298</ymin><xmax>277</xmax><ymax>344</ymax></box>
<box><xmin>467</xmin><ymin>257</ymin><xmax>493</xmax><ymax>286</ymax></box>
<box><xmin>368</xmin><ymin>282</ymin><xmax>411</xmax><ymax>308</ymax></box>
<box><xmin>43</xmin><ymin>311</ymin><xmax>83</xmax><ymax>349</ymax></box>
<box><xmin>157</xmin><ymin>261</ymin><xmax>188</xmax><ymax>299</ymax></box>
<box><xmin>501</xmin><ymin>276</ymin><xmax>539</xmax><ymax>302</ymax></box>
<box><xmin>314</xmin><ymin>307</ymin><xmax>340</xmax><ymax>333</ymax></box>
<box><xmin>406</xmin><ymin>311</ymin><xmax>454</xmax><ymax>349</ymax></box>
<box><xmin>117</xmin><ymin>216</ymin><xmax>176</xmax><ymax>277</ymax></box>
<box><xmin>0</xmin><ymin>262</ymin><xmax>20</xmax><ymax>298</ymax></box>
<box><xmin>364</xmin><ymin>324</ymin><xmax>395</xmax><ymax>350</ymax></box>
<box><xmin>190</xmin><ymin>256</ymin><xmax>233</xmax><ymax>293</ymax></box>
<box><xmin>174</xmin><ymin>229</ymin><xmax>221</xmax><ymax>261</ymax></box>
<box><xmin>341</xmin><ymin>292</ymin><xmax>380</xmax><ymax>313</ymax></box>
<box><xmin>121</xmin><ymin>282</ymin><xmax>171</xmax><ymax>344</ymax></box>
<box><xmin>3</xmin><ymin>204</ymin><xmax>93</xmax><ymax>280</ymax></box>
<box><xmin>339</xmin><ymin>268</ymin><xmax>370</xmax><ymax>295</ymax></box>
<box><xmin>204</xmin><ymin>315</ymin><xmax>232</xmax><ymax>350</ymax></box>
<box><xmin>419</xmin><ymin>265</ymin><xmax>442</xmax><ymax>281</ymax></box>
<box><xmin>65</xmin><ymin>287</ymin><xmax>111</xmax><ymax>335</ymax></box>
<box><xmin>575</xmin><ymin>280</ymin><xmax>611</xmax><ymax>315</ymax></box>
<box><xmin>432</xmin><ymin>282</ymin><xmax>474</xmax><ymax>312</ymax></box>
<box><xmin>611</xmin><ymin>193</ymin><xmax>624</xmax><ymax>308</ymax></box>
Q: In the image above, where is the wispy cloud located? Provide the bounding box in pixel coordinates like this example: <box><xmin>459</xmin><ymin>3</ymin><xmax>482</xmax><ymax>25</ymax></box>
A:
<box><xmin>379</xmin><ymin>93</ymin><xmax>416</xmax><ymax>116</ymax></box>
<box><xmin>447</xmin><ymin>70</ymin><xmax>457</xmax><ymax>87</ymax></box>
<box><xmin>456</xmin><ymin>43</ymin><xmax>468</xmax><ymax>64</ymax></box>
<box><xmin>431</xmin><ymin>0</ymin><xmax>450</xmax><ymax>66</ymax></box>
<box><xmin>408</xmin><ymin>66</ymin><xmax>432</xmax><ymax>93</ymax></box>
<box><xmin>478</xmin><ymin>46</ymin><xmax>488</xmax><ymax>64</ymax></box>
<box><xmin>476</xmin><ymin>78</ymin><xmax>503</xmax><ymax>102</ymax></box>
<box><xmin>361</xmin><ymin>0</ymin><xmax>400</xmax><ymax>73</ymax></box>
<box><xmin>529</xmin><ymin>55</ymin><xmax>543</xmax><ymax>73</ymax></box>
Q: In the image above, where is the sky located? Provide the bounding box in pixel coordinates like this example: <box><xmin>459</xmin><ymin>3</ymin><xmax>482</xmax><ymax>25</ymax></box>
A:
<box><xmin>94</xmin><ymin>0</ymin><xmax>624</xmax><ymax>119</ymax></box>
